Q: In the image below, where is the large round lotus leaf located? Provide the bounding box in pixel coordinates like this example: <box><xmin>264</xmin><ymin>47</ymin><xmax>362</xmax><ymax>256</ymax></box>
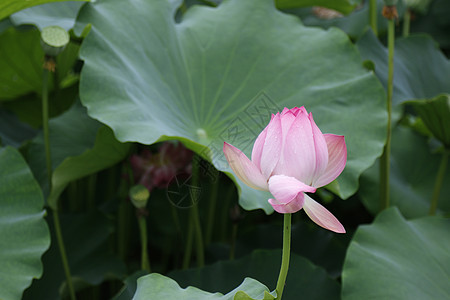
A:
<box><xmin>77</xmin><ymin>0</ymin><xmax>386</xmax><ymax>213</ymax></box>
<box><xmin>359</xmin><ymin>125</ymin><xmax>450</xmax><ymax>218</ymax></box>
<box><xmin>0</xmin><ymin>0</ymin><xmax>88</xmax><ymax>21</ymax></box>
<box><xmin>0</xmin><ymin>146</ymin><xmax>50</xmax><ymax>300</ymax></box>
<box><xmin>342</xmin><ymin>207</ymin><xmax>450</xmax><ymax>299</ymax></box>
<box><xmin>134</xmin><ymin>274</ymin><xmax>274</xmax><ymax>300</ymax></box>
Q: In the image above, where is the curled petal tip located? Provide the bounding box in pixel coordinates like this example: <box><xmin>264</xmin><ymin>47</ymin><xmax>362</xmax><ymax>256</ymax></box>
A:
<box><xmin>303</xmin><ymin>195</ymin><xmax>346</xmax><ymax>234</ymax></box>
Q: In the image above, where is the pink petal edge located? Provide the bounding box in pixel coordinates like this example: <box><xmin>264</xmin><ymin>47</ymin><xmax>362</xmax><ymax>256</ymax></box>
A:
<box><xmin>259</xmin><ymin>113</ymin><xmax>283</xmax><ymax>179</ymax></box>
<box><xmin>308</xmin><ymin>113</ymin><xmax>329</xmax><ymax>182</ymax></box>
<box><xmin>268</xmin><ymin>175</ymin><xmax>316</xmax><ymax>204</ymax></box>
<box><xmin>223</xmin><ymin>142</ymin><xmax>268</xmax><ymax>191</ymax></box>
<box><xmin>268</xmin><ymin>193</ymin><xmax>305</xmax><ymax>214</ymax></box>
<box><xmin>312</xmin><ymin>134</ymin><xmax>347</xmax><ymax>188</ymax></box>
<box><xmin>302</xmin><ymin>194</ymin><xmax>345</xmax><ymax>233</ymax></box>
<box><xmin>251</xmin><ymin>124</ymin><xmax>268</xmax><ymax>171</ymax></box>
<box><xmin>280</xmin><ymin>109</ymin><xmax>316</xmax><ymax>184</ymax></box>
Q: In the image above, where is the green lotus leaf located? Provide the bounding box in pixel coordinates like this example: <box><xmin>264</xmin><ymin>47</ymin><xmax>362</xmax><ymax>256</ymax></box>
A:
<box><xmin>23</xmin><ymin>212</ymin><xmax>126</xmax><ymax>300</ymax></box>
<box><xmin>0</xmin><ymin>146</ymin><xmax>50</xmax><ymax>300</ymax></box>
<box><xmin>283</xmin><ymin>0</ymin><xmax>405</xmax><ymax>39</ymax></box>
<box><xmin>410</xmin><ymin>0</ymin><xmax>450</xmax><ymax>48</ymax></box>
<box><xmin>0</xmin><ymin>109</ymin><xmax>37</xmax><ymax>147</ymax></box>
<box><xmin>0</xmin><ymin>0</ymin><xmax>88</xmax><ymax>21</ymax></box>
<box><xmin>276</xmin><ymin>0</ymin><xmax>359</xmax><ymax>14</ymax></box>
<box><xmin>357</xmin><ymin>31</ymin><xmax>450</xmax><ymax>106</ymax></box>
<box><xmin>0</xmin><ymin>18</ymin><xmax>13</xmax><ymax>34</ymax></box>
<box><xmin>169</xmin><ymin>250</ymin><xmax>340</xmax><ymax>300</ymax></box>
<box><xmin>133</xmin><ymin>273</ymin><xmax>274</xmax><ymax>300</ymax></box>
<box><xmin>359</xmin><ymin>125</ymin><xmax>450</xmax><ymax>218</ymax></box>
<box><xmin>10</xmin><ymin>1</ymin><xmax>85</xmax><ymax>31</ymax></box>
<box><xmin>77</xmin><ymin>0</ymin><xmax>386</xmax><ymax>213</ymax></box>
<box><xmin>342</xmin><ymin>207</ymin><xmax>450</xmax><ymax>299</ymax></box>
<box><xmin>0</xmin><ymin>28</ymin><xmax>46</xmax><ymax>100</ymax></box>
<box><xmin>26</xmin><ymin>101</ymin><xmax>130</xmax><ymax>209</ymax></box>
<box><xmin>406</xmin><ymin>94</ymin><xmax>450</xmax><ymax>149</ymax></box>
<box><xmin>113</xmin><ymin>270</ymin><xmax>148</xmax><ymax>300</ymax></box>
<box><xmin>0</xmin><ymin>27</ymin><xmax>79</xmax><ymax>101</ymax></box>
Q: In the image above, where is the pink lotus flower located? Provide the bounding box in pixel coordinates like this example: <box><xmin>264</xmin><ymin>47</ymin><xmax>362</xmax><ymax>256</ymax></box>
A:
<box><xmin>223</xmin><ymin>107</ymin><xmax>347</xmax><ymax>233</ymax></box>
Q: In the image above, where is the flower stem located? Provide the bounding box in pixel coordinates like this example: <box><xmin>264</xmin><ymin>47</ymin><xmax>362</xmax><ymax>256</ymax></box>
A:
<box><xmin>369</xmin><ymin>0</ymin><xmax>378</xmax><ymax>36</ymax></box>
<box><xmin>275</xmin><ymin>213</ymin><xmax>291</xmax><ymax>300</ymax></box>
<box><xmin>403</xmin><ymin>9</ymin><xmax>411</xmax><ymax>37</ymax></box>
<box><xmin>42</xmin><ymin>68</ymin><xmax>52</xmax><ymax>187</ymax></box>
<box><xmin>42</xmin><ymin>63</ymin><xmax>76</xmax><ymax>300</ymax></box>
<box><xmin>429</xmin><ymin>152</ymin><xmax>448</xmax><ymax>215</ymax></box>
<box><xmin>380</xmin><ymin>19</ymin><xmax>395</xmax><ymax>211</ymax></box>
<box><xmin>138</xmin><ymin>215</ymin><xmax>151</xmax><ymax>272</ymax></box>
<box><xmin>53</xmin><ymin>211</ymin><xmax>76</xmax><ymax>300</ymax></box>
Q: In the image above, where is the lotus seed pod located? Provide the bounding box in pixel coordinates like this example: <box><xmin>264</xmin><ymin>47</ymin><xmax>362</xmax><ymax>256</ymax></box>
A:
<box><xmin>40</xmin><ymin>26</ymin><xmax>69</xmax><ymax>57</ymax></box>
<box><xmin>129</xmin><ymin>184</ymin><xmax>150</xmax><ymax>209</ymax></box>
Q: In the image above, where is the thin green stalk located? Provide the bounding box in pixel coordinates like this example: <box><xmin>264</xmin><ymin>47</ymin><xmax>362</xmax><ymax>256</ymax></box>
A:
<box><xmin>275</xmin><ymin>214</ymin><xmax>291</xmax><ymax>300</ymax></box>
<box><xmin>403</xmin><ymin>9</ymin><xmax>411</xmax><ymax>37</ymax></box>
<box><xmin>369</xmin><ymin>0</ymin><xmax>378</xmax><ymax>36</ymax></box>
<box><xmin>53</xmin><ymin>211</ymin><xmax>76</xmax><ymax>300</ymax></box>
<box><xmin>205</xmin><ymin>176</ymin><xmax>219</xmax><ymax>246</ymax></box>
<box><xmin>42</xmin><ymin>69</ymin><xmax>52</xmax><ymax>186</ymax></box>
<box><xmin>182</xmin><ymin>218</ymin><xmax>194</xmax><ymax>269</ymax></box>
<box><xmin>138</xmin><ymin>215</ymin><xmax>151</xmax><ymax>272</ymax></box>
<box><xmin>43</xmin><ymin>64</ymin><xmax>76</xmax><ymax>300</ymax></box>
<box><xmin>429</xmin><ymin>152</ymin><xmax>448</xmax><ymax>215</ymax></box>
<box><xmin>380</xmin><ymin>19</ymin><xmax>395</xmax><ymax>211</ymax></box>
